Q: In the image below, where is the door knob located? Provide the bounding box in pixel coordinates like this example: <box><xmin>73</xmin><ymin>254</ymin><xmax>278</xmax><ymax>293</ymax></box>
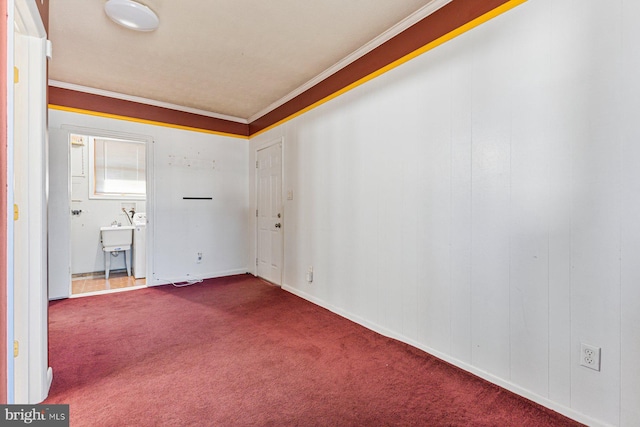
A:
<box><xmin>275</xmin><ymin>223</ymin><xmax>281</xmax><ymax>228</ymax></box>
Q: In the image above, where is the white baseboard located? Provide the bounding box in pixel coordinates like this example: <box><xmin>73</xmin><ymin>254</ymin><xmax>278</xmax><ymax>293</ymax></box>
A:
<box><xmin>150</xmin><ymin>268</ymin><xmax>248</xmax><ymax>287</ymax></box>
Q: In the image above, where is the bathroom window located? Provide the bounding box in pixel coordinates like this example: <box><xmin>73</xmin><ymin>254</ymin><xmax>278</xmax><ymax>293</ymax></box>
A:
<box><xmin>87</xmin><ymin>135</ymin><xmax>146</xmax><ymax>200</ymax></box>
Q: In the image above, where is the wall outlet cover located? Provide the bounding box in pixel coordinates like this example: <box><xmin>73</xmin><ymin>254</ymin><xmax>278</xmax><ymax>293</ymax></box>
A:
<box><xmin>580</xmin><ymin>343</ymin><xmax>601</xmax><ymax>371</ymax></box>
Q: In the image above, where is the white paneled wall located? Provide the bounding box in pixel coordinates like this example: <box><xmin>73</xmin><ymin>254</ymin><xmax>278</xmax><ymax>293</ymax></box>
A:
<box><xmin>620</xmin><ymin>1</ymin><xmax>640</xmax><ymax>425</ymax></box>
<box><xmin>151</xmin><ymin>134</ymin><xmax>249</xmax><ymax>283</ymax></box>
<box><xmin>249</xmin><ymin>0</ymin><xmax>640</xmax><ymax>425</ymax></box>
<box><xmin>49</xmin><ymin>110</ymin><xmax>249</xmax><ymax>284</ymax></box>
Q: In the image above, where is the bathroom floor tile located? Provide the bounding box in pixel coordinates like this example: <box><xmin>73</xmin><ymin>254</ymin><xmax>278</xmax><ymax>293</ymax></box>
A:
<box><xmin>71</xmin><ymin>271</ymin><xmax>145</xmax><ymax>296</ymax></box>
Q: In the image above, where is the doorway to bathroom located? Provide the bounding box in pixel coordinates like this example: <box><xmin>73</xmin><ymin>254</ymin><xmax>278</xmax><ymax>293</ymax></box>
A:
<box><xmin>48</xmin><ymin>127</ymin><xmax>154</xmax><ymax>298</ymax></box>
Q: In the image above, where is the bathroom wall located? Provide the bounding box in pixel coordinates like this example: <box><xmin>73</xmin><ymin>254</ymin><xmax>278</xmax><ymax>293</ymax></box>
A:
<box><xmin>69</xmin><ymin>136</ymin><xmax>146</xmax><ymax>274</ymax></box>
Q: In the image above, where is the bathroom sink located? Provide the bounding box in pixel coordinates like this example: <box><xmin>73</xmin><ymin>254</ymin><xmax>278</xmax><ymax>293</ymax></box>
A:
<box><xmin>100</xmin><ymin>225</ymin><xmax>134</xmax><ymax>250</ymax></box>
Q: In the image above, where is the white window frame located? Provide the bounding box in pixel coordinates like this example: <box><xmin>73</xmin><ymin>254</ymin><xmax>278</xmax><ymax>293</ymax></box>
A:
<box><xmin>87</xmin><ymin>135</ymin><xmax>146</xmax><ymax>200</ymax></box>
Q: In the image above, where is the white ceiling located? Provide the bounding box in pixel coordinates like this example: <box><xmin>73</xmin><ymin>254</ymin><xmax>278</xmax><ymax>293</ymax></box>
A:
<box><xmin>48</xmin><ymin>0</ymin><xmax>445</xmax><ymax>122</ymax></box>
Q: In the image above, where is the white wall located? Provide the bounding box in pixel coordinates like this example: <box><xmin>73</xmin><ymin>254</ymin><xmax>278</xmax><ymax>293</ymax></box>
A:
<box><xmin>49</xmin><ymin>109</ymin><xmax>249</xmax><ymax>284</ymax></box>
<box><xmin>249</xmin><ymin>1</ymin><xmax>640</xmax><ymax>425</ymax></box>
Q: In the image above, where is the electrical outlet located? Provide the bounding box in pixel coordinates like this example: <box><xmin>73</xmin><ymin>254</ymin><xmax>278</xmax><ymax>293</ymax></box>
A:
<box><xmin>196</xmin><ymin>252</ymin><xmax>202</xmax><ymax>263</ymax></box>
<box><xmin>306</xmin><ymin>266</ymin><xmax>313</xmax><ymax>283</ymax></box>
<box><xmin>580</xmin><ymin>343</ymin><xmax>601</xmax><ymax>371</ymax></box>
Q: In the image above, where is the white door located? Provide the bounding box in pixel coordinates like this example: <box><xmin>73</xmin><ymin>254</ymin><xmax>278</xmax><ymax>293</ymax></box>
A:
<box><xmin>48</xmin><ymin>129</ymin><xmax>71</xmax><ymax>299</ymax></box>
<box><xmin>256</xmin><ymin>142</ymin><xmax>283</xmax><ymax>285</ymax></box>
<box><xmin>12</xmin><ymin>0</ymin><xmax>51</xmax><ymax>403</ymax></box>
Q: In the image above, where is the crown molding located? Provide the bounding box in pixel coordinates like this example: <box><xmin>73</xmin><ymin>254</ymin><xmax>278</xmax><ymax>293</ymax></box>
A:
<box><xmin>248</xmin><ymin>0</ymin><xmax>452</xmax><ymax>123</ymax></box>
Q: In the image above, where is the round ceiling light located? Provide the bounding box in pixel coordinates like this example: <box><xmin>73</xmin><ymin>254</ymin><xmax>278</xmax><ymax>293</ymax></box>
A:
<box><xmin>104</xmin><ymin>0</ymin><xmax>159</xmax><ymax>32</ymax></box>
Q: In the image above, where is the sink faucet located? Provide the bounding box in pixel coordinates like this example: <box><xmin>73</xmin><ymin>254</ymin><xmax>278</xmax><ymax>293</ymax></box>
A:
<box><xmin>122</xmin><ymin>208</ymin><xmax>134</xmax><ymax>225</ymax></box>
<box><xmin>111</xmin><ymin>220</ymin><xmax>118</xmax><ymax>227</ymax></box>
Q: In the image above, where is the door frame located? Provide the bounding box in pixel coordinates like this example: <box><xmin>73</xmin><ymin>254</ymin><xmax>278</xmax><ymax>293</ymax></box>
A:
<box><xmin>254</xmin><ymin>137</ymin><xmax>284</xmax><ymax>286</ymax></box>
<box><xmin>57</xmin><ymin>125</ymin><xmax>155</xmax><ymax>295</ymax></box>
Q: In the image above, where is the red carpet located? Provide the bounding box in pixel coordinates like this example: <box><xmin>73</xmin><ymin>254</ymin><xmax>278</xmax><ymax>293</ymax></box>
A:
<box><xmin>46</xmin><ymin>274</ymin><xmax>582</xmax><ymax>426</ymax></box>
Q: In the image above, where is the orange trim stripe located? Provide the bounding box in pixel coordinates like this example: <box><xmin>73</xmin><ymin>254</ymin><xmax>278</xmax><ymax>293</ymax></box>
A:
<box><xmin>48</xmin><ymin>105</ymin><xmax>249</xmax><ymax>140</ymax></box>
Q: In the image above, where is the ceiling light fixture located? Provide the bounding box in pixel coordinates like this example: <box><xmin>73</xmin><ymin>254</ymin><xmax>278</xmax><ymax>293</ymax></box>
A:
<box><xmin>104</xmin><ymin>0</ymin><xmax>159</xmax><ymax>32</ymax></box>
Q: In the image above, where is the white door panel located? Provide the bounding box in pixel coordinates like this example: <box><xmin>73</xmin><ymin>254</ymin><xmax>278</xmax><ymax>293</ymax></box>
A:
<box><xmin>257</xmin><ymin>142</ymin><xmax>283</xmax><ymax>285</ymax></box>
<box><xmin>12</xmin><ymin>3</ymin><xmax>50</xmax><ymax>402</ymax></box>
